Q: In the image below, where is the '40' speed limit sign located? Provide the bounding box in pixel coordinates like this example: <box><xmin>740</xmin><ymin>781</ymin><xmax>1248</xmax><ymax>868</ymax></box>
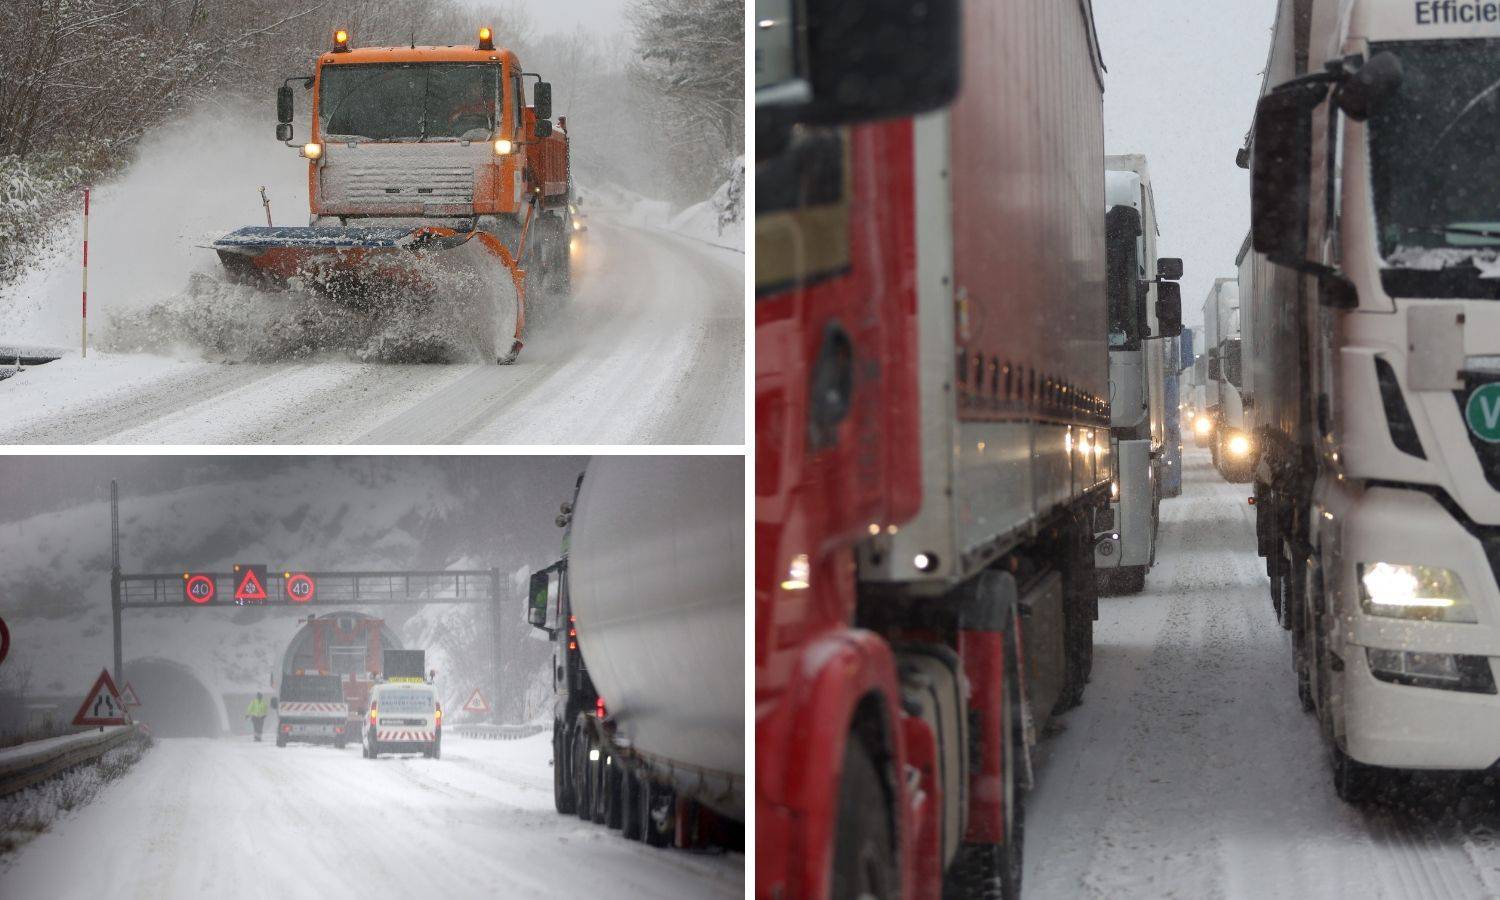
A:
<box><xmin>285</xmin><ymin>573</ymin><xmax>316</xmax><ymax>603</ymax></box>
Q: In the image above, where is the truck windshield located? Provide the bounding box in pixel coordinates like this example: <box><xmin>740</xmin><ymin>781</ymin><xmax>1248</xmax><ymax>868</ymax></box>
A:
<box><xmin>1369</xmin><ymin>40</ymin><xmax>1500</xmax><ymax>275</ymax></box>
<box><xmin>1106</xmin><ymin>205</ymin><xmax>1143</xmax><ymax>349</ymax></box>
<box><xmin>320</xmin><ymin>63</ymin><xmax>499</xmax><ymax>142</ymax></box>
<box><xmin>280</xmin><ymin>677</ymin><xmax>344</xmax><ymax>703</ymax></box>
<box><xmin>377</xmin><ymin>690</ymin><xmax>435</xmax><ymax>715</ymax></box>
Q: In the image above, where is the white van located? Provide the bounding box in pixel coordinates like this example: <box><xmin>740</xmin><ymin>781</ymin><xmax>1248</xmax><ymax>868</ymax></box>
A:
<box><xmin>364</xmin><ymin>681</ymin><xmax>441</xmax><ymax>759</ymax></box>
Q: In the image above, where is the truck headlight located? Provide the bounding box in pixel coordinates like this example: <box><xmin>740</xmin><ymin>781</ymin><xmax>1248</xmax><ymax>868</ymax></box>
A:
<box><xmin>1194</xmin><ymin>416</ymin><xmax>1212</xmax><ymax>436</ymax></box>
<box><xmin>301</xmin><ymin>142</ymin><xmax>323</xmax><ymax>160</ymax></box>
<box><xmin>493</xmin><ymin>139</ymin><xmax>514</xmax><ymax>156</ymax></box>
<box><xmin>1227</xmin><ymin>433</ymin><xmax>1251</xmax><ymax>457</ymax></box>
<box><xmin>1358</xmin><ymin>562</ymin><xmax>1477</xmax><ymax>623</ymax></box>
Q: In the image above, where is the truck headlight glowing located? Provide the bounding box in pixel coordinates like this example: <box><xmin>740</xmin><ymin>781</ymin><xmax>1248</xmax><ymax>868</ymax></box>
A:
<box><xmin>1227</xmin><ymin>434</ymin><xmax>1251</xmax><ymax>457</ymax></box>
<box><xmin>781</xmin><ymin>553</ymin><xmax>810</xmax><ymax>591</ymax></box>
<box><xmin>1194</xmin><ymin>416</ymin><xmax>1212</xmax><ymax>436</ymax></box>
<box><xmin>1358</xmin><ymin>562</ymin><xmax>1477</xmax><ymax>623</ymax></box>
<box><xmin>493</xmin><ymin>139</ymin><xmax>514</xmax><ymax>156</ymax></box>
<box><xmin>301</xmin><ymin>142</ymin><xmax>323</xmax><ymax>160</ymax></box>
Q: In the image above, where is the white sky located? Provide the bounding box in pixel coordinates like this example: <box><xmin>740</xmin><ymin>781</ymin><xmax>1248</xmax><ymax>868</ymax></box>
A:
<box><xmin>1094</xmin><ymin>0</ymin><xmax>1278</xmax><ymax>330</ymax></box>
<box><xmin>466</xmin><ymin>0</ymin><xmax>627</xmax><ymax>39</ymax></box>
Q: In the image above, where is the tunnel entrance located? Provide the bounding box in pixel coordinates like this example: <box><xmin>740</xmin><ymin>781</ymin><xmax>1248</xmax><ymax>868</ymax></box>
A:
<box><xmin>123</xmin><ymin>657</ymin><xmax>221</xmax><ymax>737</ymax></box>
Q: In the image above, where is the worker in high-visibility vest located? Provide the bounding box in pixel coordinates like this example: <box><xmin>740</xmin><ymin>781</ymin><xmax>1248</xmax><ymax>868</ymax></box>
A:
<box><xmin>246</xmin><ymin>693</ymin><xmax>269</xmax><ymax>742</ymax></box>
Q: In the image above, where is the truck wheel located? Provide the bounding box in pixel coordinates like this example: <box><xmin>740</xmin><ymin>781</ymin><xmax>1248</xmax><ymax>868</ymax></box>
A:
<box><xmin>1332</xmin><ymin>744</ymin><xmax>1389</xmax><ymax>804</ymax></box>
<box><xmin>590</xmin><ymin>750</ymin><xmax>608</xmax><ymax>824</ymax></box>
<box><xmin>641</xmin><ymin>778</ymin><xmax>676</xmax><ymax>848</ymax></box>
<box><xmin>276</xmin><ymin>732</ymin><xmax>287</xmax><ymax>748</ymax></box>
<box><xmin>621</xmin><ymin>771</ymin><xmax>644</xmax><ymax>840</ymax></box>
<box><xmin>573</xmin><ymin>730</ymin><xmax>593</xmax><ymax>821</ymax></box>
<box><xmin>554</xmin><ymin>722</ymin><xmax>577</xmax><ymax>815</ymax></box>
<box><xmin>334</xmin><ymin>737</ymin><xmax>346</xmax><ymax>750</ymax></box>
<box><xmin>831</xmin><ymin>742</ymin><xmax>898</xmax><ymax>898</ymax></box>
<box><xmin>604</xmin><ymin>757</ymin><xmax>624</xmax><ymax>829</ymax></box>
<box><xmin>1116</xmin><ymin>565</ymin><xmax>1147</xmax><ymax>595</ymax></box>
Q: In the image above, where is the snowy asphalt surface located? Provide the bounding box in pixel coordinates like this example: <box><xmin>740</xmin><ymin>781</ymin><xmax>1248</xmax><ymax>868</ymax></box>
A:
<box><xmin>0</xmin><ymin>219</ymin><xmax>742</xmax><ymax>445</ymax></box>
<box><xmin>0</xmin><ymin>731</ymin><xmax>743</xmax><ymax>899</ymax></box>
<box><xmin>1024</xmin><ymin>447</ymin><xmax>1500</xmax><ymax>899</ymax></box>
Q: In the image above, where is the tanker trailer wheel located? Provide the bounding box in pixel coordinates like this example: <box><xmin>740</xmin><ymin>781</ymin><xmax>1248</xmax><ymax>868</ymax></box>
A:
<box><xmin>831</xmin><ymin>742</ymin><xmax>898</xmax><ymax>899</ymax></box>
<box><xmin>641</xmin><ymin>778</ymin><xmax>676</xmax><ymax>848</ymax></box>
<box><xmin>621</xmin><ymin>770</ymin><xmax>644</xmax><ymax>841</ymax></box>
<box><xmin>604</xmin><ymin>754</ymin><xmax>625</xmax><ymax>829</ymax></box>
<box><xmin>554</xmin><ymin>721</ymin><xmax>578</xmax><ymax>814</ymax></box>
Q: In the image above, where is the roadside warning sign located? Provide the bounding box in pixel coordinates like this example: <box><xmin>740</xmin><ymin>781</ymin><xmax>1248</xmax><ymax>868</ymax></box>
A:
<box><xmin>233</xmin><ymin>564</ymin><xmax>268</xmax><ymax>604</ymax></box>
<box><xmin>121</xmin><ymin>682</ymin><xmax>142</xmax><ymax>707</ymax></box>
<box><xmin>73</xmin><ymin>669</ymin><xmax>131</xmax><ymax>727</ymax></box>
<box><xmin>462</xmin><ymin>688</ymin><xmax>490</xmax><ymax>714</ymax></box>
<box><xmin>284</xmin><ymin>572</ymin><xmax>315</xmax><ymax>603</ymax></box>
<box><xmin>184</xmin><ymin>573</ymin><xmax>215</xmax><ymax>604</ymax></box>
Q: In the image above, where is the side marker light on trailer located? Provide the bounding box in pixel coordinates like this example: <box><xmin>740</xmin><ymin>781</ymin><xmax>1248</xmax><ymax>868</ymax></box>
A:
<box><xmin>1248</xmin><ymin>497</ymin><xmax>1256</xmax><ymax>505</ymax></box>
<box><xmin>589</xmin><ymin>748</ymin><xmax>600</xmax><ymax>761</ymax></box>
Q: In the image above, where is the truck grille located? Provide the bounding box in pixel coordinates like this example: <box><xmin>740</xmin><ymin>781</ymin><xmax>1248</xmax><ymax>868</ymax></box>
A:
<box><xmin>325</xmin><ymin>165</ymin><xmax>474</xmax><ymax>203</ymax></box>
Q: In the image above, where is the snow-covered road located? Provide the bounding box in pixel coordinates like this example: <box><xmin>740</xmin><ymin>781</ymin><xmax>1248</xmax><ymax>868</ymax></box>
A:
<box><xmin>0</xmin><ymin>731</ymin><xmax>742</xmax><ymax>899</ymax></box>
<box><xmin>1024</xmin><ymin>448</ymin><xmax>1500</xmax><ymax>899</ymax></box>
<box><xmin>0</xmin><ymin>219</ymin><xmax>742</xmax><ymax>445</ymax></box>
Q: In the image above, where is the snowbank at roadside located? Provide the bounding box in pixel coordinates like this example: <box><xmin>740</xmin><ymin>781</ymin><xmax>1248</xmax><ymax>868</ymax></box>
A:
<box><xmin>580</xmin><ymin>160</ymin><xmax>744</xmax><ymax>253</ymax></box>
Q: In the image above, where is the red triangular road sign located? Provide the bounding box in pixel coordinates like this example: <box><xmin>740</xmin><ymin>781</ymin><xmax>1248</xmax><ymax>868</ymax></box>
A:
<box><xmin>462</xmin><ymin>687</ymin><xmax>490</xmax><ymax>713</ymax></box>
<box><xmin>73</xmin><ymin>669</ymin><xmax>131</xmax><ymax>726</ymax></box>
<box><xmin>120</xmin><ymin>682</ymin><xmax>142</xmax><ymax>707</ymax></box>
<box><xmin>234</xmin><ymin>566</ymin><xmax>268</xmax><ymax>602</ymax></box>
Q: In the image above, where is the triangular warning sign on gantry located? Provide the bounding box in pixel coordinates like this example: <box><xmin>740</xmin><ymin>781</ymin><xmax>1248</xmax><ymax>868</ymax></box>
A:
<box><xmin>120</xmin><ymin>682</ymin><xmax>142</xmax><ymax>707</ymax></box>
<box><xmin>73</xmin><ymin>669</ymin><xmax>131</xmax><ymax>726</ymax></box>
<box><xmin>462</xmin><ymin>688</ymin><xmax>490</xmax><ymax>714</ymax></box>
<box><xmin>234</xmin><ymin>565</ymin><xmax>268</xmax><ymax>602</ymax></box>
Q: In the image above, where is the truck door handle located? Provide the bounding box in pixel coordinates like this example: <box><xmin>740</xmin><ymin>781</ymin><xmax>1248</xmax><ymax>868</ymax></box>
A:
<box><xmin>808</xmin><ymin>322</ymin><xmax>854</xmax><ymax>449</ymax></box>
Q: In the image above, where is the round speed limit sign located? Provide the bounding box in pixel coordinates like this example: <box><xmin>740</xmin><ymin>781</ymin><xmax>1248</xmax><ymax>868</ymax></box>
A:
<box><xmin>285</xmin><ymin>573</ymin><xmax>316</xmax><ymax>603</ymax></box>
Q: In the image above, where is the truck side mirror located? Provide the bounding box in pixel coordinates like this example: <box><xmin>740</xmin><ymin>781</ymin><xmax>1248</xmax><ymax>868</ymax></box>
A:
<box><xmin>277</xmin><ymin>85</ymin><xmax>294</xmax><ymax>125</ymax></box>
<box><xmin>1157</xmin><ymin>257</ymin><xmax>1183</xmax><ymax>281</ymax></box>
<box><xmin>1155</xmin><ymin>281</ymin><xmax>1184</xmax><ymax>338</ymax></box>
<box><xmin>276</xmin><ymin>123</ymin><xmax>293</xmax><ymax>142</ymax></box>
<box><xmin>757</xmin><ymin>0</ymin><xmax>960</xmax><ymax>127</ymax></box>
<box><xmin>527</xmin><ymin>571</ymin><xmax>549</xmax><ymax>629</ymax></box>
<box><xmin>1250</xmin><ymin>80</ymin><xmax>1326</xmax><ymax>266</ymax></box>
<box><xmin>534</xmin><ymin>118</ymin><xmax>553</xmax><ymax>139</ymax></box>
<box><xmin>533</xmin><ymin>81</ymin><xmax>552</xmax><ymax>121</ymax></box>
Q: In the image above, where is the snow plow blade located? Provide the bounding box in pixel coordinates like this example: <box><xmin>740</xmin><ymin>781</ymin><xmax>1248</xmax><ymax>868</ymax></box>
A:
<box><xmin>212</xmin><ymin>225</ymin><xmax>526</xmax><ymax>364</ymax></box>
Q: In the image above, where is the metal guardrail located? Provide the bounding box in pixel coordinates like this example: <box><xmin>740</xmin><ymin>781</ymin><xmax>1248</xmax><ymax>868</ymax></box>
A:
<box><xmin>0</xmin><ymin>726</ymin><xmax>141</xmax><ymax>797</ymax></box>
<box><xmin>452</xmin><ymin>723</ymin><xmax>546</xmax><ymax>741</ymax></box>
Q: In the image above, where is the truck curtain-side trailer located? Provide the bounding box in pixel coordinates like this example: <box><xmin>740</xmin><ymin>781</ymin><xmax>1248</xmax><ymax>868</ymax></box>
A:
<box><xmin>754</xmin><ymin>0</ymin><xmax>1180</xmax><ymax>896</ymax></box>
<box><xmin>1245</xmin><ymin>0</ymin><xmax>1500</xmax><ymax>800</ymax></box>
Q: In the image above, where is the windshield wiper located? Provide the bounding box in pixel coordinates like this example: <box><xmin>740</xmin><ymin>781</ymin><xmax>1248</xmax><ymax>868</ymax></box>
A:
<box><xmin>1400</xmin><ymin>223</ymin><xmax>1500</xmax><ymax>241</ymax></box>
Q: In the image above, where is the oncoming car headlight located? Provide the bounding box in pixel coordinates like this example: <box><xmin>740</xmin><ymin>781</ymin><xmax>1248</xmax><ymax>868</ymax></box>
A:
<box><xmin>1358</xmin><ymin>562</ymin><xmax>1478</xmax><ymax>623</ymax></box>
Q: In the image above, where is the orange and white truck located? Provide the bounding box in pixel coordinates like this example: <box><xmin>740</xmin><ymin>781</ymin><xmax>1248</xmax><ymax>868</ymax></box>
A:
<box><xmin>213</xmin><ymin>27</ymin><xmax>574</xmax><ymax>363</ymax></box>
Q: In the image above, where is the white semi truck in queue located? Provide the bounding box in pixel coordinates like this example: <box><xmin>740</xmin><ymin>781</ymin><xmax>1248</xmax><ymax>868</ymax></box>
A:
<box><xmin>1098</xmin><ymin>156</ymin><xmax>1184</xmax><ymax>593</ymax></box>
<box><xmin>1202</xmin><ymin>276</ymin><xmax>1255</xmax><ymax>480</ymax></box>
<box><xmin>527</xmin><ymin>457</ymin><xmax>743</xmax><ymax>849</ymax></box>
<box><xmin>1245</xmin><ymin>0</ymin><xmax>1500</xmax><ymax>800</ymax></box>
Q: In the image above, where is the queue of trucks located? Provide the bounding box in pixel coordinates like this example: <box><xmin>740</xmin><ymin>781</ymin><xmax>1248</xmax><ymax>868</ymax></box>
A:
<box><xmin>755</xmin><ymin>0</ymin><xmax>1181</xmax><ymax>895</ymax></box>
<box><xmin>1238</xmin><ymin>0</ymin><xmax>1500</xmax><ymax>801</ymax></box>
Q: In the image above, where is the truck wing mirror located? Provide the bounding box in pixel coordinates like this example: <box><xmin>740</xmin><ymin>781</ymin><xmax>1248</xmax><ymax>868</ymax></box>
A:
<box><xmin>757</xmin><ymin>0</ymin><xmax>961</xmax><ymax>127</ymax></box>
<box><xmin>1155</xmin><ymin>281</ymin><xmax>1184</xmax><ymax>337</ymax></box>
<box><xmin>277</xmin><ymin>84</ymin><xmax>294</xmax><ymax>125</ymax></box>
<box><xmin>534</xmin><ymin>118</ymin><xmax>553</xmax><ymax>139</ymax></box>
<box><xmin>1157</xmin><ymin>257</ymin><xmax>1183</xmax><ymax>281</ymax></box>
<box><xmin>1250</xmin><ymin>80</ymin><xmax>1326</xmax><ymax>266</ymax></box>
<box><xmin>1335</xmin><ymin>52</ymin><xmax>1403</xmax><ymax>122</ymax></box>
<box><xmin>527</xmin><ymin>571</ymin><xmax>549</xmax><ymax>629</ymax></box>
<box><xmin>276</xmin><ymin>123</ymin><xmax>293</xmax><ymax>142</ymax></box>
<box><xmin>533</xmin><ymin>81</ymin><xmax>552</xmax><ymax>121</ymax></box>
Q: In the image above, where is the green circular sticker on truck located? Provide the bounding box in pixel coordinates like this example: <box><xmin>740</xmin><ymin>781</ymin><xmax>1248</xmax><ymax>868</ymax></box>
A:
<box><xmin>1465</xmin><ymin>382</ymin><xmax>1500</xmax><ymax>443</ymax></box>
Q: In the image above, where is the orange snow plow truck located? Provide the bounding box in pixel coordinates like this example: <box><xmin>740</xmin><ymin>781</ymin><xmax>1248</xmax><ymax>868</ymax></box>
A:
<box><xmin>213</xmin><ymin>27</ymin><xmax>573</xmax><ymax>364</ymax></box>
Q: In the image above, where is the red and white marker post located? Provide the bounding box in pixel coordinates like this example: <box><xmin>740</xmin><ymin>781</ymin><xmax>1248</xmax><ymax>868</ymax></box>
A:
<box><xmin>81</xmin><ymin>188</ymin><xmax>90</xmax><ymax>357</ymax></box>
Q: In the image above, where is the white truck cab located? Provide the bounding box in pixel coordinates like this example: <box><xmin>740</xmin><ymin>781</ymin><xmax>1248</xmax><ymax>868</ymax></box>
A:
<box><xmin>364</xmin><ymin>681</ymin><xmax>442</xmax><ymax>760</ymax></box>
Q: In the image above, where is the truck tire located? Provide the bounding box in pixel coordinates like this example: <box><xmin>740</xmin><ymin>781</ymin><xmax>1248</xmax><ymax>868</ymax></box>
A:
<box><xmin>590</xmin><ymin>750</ymin><xmax>608</xmax><ymax>824</ymax></box>
<box><xmin>554</xmin><ymin>722</ymin><xmax>577</xmax><ymax>815</ymax></box>
<box><xmin>604</xmin><ymin>756</ymin><xmax>625</xmax><ymax>829</ymax></box>
<box><xmin>334</xmin><ymin>736</ymin><xmax>346</xmax><ymax>750</ymax></box>
<box><xmin>1112</xmin><ymin>565</ymin><xmax>1147</xmax><ymax>595</ymax></box>
<box><xmin>1331</xmin><ymin>744</ymin><xmax>1390</xmax><ymax>804</ymax></box>
<box><xmin>276</xmin><ymin>732</ymin><xmax>287</xmax><ymax>748</ymax></box>
<box><xmin>573</xmin><ymin>729</ymin><xmax>593</xmax><ymax>821</ymax></box>
<box><xmin>621</xmin><ymin>770</ymin><xmax>644</xmax><ymax>840</ymax></box>
<box><xmin>641</xmin><ymin>778</ymin><xmax>676</xmax><ymax>848</ymax></box>
<box><xmin>831</xmin><ymin>742</ymin><xmax>898</xmax><ymax>899</ymax></box>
